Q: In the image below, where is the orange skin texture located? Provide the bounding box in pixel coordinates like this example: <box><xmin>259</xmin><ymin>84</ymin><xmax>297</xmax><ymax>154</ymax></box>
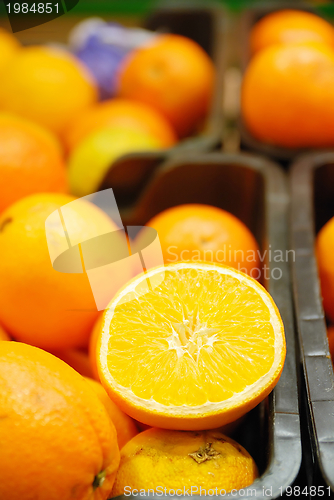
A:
<box><xmin>85</xmin><ymin>377</ymin><xmax>139</xmax><ymax>450</ymax></box>
<box><xmin>117</xmin><ymin>34</ymin><xmax>215</xmax><ymax>138</ymax></box>
<box><xmin>112</xmin><ymin>428</ymin><xmax>258</xmax><ymax>497</ymax></box>
<box><xmin>0</xmin><ymin>193</ymin><xmax>123</xmax><ymax>351</ymax></box>
<box><xmin>0</xmin><ymin>113</ymin><xmax>67</xmax><ymax>213</ymax></box>
<box><xmin>316</xmin><ymin>217</ymin><xmax>334</xmax><ymax>323</ymax></box>
<box><xmin>63</xmin><ymin>98</ymin><xmax>177</xmax><ymax>152</ymax></box>
<box><xmin>250</xmin><ymin>9</ymin><xmax>334</xmax><ymax>55</ymax></box>
<box><xmin>0</xmin><ymin>342</ymin><xmax>119</xmax><ymax>500</ymax></box>
<box><xmin>242</xmin><ymin>41</ymin><xmax>334</xmax><ymax>148</ymax></box>
<box><xmin>136</xmin><ymin>204</ymin><xmax>260</xmax><ymax>277</ymax></box>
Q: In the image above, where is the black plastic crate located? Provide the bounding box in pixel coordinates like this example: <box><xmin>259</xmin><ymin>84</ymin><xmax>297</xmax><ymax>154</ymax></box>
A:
<box><xmin>108</xmin><ymin>151</ymin><xmax>302</xmax><ymax>499</ymax></box>
<box><xmin>291</xmin><ymin>151</ymin><xmax>334</xmax><ymax>492</ymax></box>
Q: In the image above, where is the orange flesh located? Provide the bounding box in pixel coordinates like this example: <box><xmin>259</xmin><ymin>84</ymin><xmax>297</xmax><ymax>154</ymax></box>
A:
<box><xmin>99</xmin><ymin>263</ymin><xmax>284</xmax><ymax>425</ymax></box>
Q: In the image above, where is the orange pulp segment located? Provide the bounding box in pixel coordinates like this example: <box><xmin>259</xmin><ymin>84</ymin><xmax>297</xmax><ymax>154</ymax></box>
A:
<box><xmin>98</xmin><ymin>262</ymin><xmax>285</xmax><ymax>430</ymax></box>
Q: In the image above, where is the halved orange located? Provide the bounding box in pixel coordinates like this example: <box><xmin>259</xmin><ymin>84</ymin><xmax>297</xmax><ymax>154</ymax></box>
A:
<box><xmin>98</xmin><ymin>262</ymin><xmax>285</xmax><ymax>430</ymax></box>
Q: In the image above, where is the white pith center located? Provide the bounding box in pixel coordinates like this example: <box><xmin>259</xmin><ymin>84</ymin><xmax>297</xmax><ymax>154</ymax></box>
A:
<box><xmin>166</xmin><ymin>309</ymin><xmax>220</xmax><ymax>362</ymax></box>
<box><xmin>101</xmin><ymin>263</ymin><xmax>284</xmax><ymax>413</ymax></box>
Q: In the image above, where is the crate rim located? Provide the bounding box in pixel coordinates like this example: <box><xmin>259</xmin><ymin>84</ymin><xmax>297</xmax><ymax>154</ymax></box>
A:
<box><xmin>290</xmin><ymin>150</ymin><xmax>334</xmax><ymax>491</ymax></box>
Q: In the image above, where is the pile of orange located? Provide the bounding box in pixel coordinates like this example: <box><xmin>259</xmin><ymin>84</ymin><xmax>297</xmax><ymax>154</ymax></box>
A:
<box><xmin>0</xmin><ymin>19</ymin><xmax>289</xmax><ymax>500</ymax></box>
<box><xmin>0</xmin><ymin>26</ymin><xmax>215</xmax><ymax>200</ymax></box>
<box><xmin>0</xmin><ymin>113</ymin><xmax>67</xmax><ymax>213</ymax></box>
<box><xmin>242</xmin><ymin>9</ymin><xmax>334</xmax><ymax>148</ymax></box>
<box><xmin>0</xmin><ymin>190</ymin><xmax>285</xmax><ymax>498</ymax></box>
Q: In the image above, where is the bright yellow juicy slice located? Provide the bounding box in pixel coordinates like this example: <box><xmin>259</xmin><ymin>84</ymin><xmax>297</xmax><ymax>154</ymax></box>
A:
<box><xmin>98</xmin><ymin>262</ymin><xmax>285</xmax><ymax>430</ymax></box>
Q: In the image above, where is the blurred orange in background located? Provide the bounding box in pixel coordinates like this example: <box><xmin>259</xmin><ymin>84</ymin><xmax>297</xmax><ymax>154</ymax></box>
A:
<box><xmin>0</xmin><ymin>113</ymin><xmax>67</xmax><ymax>213</ymax></box>
<box><xmin>0</xmin><ymin>27</ymin><xmax>20</xmax><ymax>73</ymax></box>
<box><xmin>0</xmin><ymin>46</ymin><xmax>98</xmax><ymax>136</ymax></box>
<box><xmin>250</xmin><ymin>9</ymin><xmax>334</xmax><ymax>54</ymax></box>
<box><xmin>118</xmin><ymin>34</ymin><xmax>215</xmax><ymax>138</ymax></box>
<box><xmin>68</xmin><ymin>126</ymin><xmax>162</xmax><ymax>197</ymax></box>
<box><xmin>64</xmin><ymin>98</ymin><xmax>177</xmax><ymax>153</ymax></box>
<box><xmin>242</xmin><ymin>41</ymin><xmax>334</xmax><ymax>148</ymax></box>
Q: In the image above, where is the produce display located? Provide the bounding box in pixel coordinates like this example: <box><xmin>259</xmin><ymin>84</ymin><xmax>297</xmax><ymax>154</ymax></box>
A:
<box><xmin>242</xmin><ymin>9</ymin><xmax>334</xmax><ymax>148</ymax></box>
<box><xmin>0</xmin><ymin>2</ymin><xmax>334</xmax><ymax>499</ymax></box>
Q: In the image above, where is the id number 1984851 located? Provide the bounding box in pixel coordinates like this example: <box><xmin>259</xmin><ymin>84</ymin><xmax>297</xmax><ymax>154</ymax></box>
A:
<box><xmin>280</xmin><ymin>486</ymin><xmax>331</xmax><ymax>496</ymax></box>
<box><xmin>6</xmin><ymin>3</ymin><xmax>59</xmax><ymax>14</ymax></box>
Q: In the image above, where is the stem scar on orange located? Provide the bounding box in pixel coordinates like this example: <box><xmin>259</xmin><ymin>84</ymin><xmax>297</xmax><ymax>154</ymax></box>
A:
<box><xmin>97</xmin><ymin>262</ymin><xmax>286</xmax><ymax>430</ymax></box>
<box><xmin>112</xmin><ymin>428</ymin><xmax>259</xmax><ymax>497</ymax></box>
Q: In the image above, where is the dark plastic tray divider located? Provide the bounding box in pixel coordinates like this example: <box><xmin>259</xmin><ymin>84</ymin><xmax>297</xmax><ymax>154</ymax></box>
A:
<box><xmin>290</xmin><ymin>151</ymin><xmax>334</xmax><ymax>491</ymax></box>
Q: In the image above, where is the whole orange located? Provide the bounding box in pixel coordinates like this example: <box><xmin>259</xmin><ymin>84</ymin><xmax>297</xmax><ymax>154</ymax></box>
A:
<box><xmin>242</xmin><ymin>42</ymin><xmax>334</xmax><ymax>148</ymax></box>
<box><xmin>250</xmin><ymin>9</ymin><xmax>334</xmax><ymax>55</ymax></box>
<box><xmin>0</xmin><ymin>341</ymin><xmax>119</xmax><ymax>500</ymax></box>
<box><xmin>112</xmin><ymin>428</ymin><xmax>258</xmax><ymax>496</ymax></box>
<box><xmin>0</xmin><ymin>28</ymin><xmax>20</xmax><ymax>73</ymax></box>
<box><xmin>0</xmin><ymin>113</ymin><xmax>67</xmax><ymax>213</ymax></box>
<box><xmin>316</xmin><ymin>216</ymin><xmax>334</xmax><ymax>322</ymax></box>
<box><xmin>64</xmin><ymin>98</ymin><xmax>177</xmax><ymax>152</ymax></box>
<box><xmin>0</xmin><ymin>46</ymin><xmax>97</xmax><ymax>135</ymax></box>
<box><xmin>86</xmin><ymin>377</ymin><xmax>139</xmax><ymax>450</ymax></box>
<box><xmin>136</xmin><ymin>204</ymin><xmax>260</xmax><ymax>277</ymax></box>
<box><xmin>117</xmin><ymin>34</ymin><xmax>215</xmax><ymax>138</ymax></box>
<box><xmin>0</xmin><ymin>193</ymin><xmax>131</xmax><ymax>350</ymax></box>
